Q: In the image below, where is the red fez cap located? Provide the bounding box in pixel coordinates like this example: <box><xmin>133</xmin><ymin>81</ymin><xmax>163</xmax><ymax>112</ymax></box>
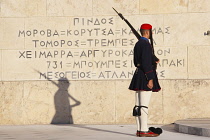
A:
<box><xmin>140</xmin><ymin>24</ymin><xmax>152</xmax><ymax>30</ymax></box>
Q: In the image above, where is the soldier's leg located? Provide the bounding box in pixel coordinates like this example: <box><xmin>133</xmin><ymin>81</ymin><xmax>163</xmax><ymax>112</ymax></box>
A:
<box><xmin>139</xmin><ymin>90</ymin><xmax>152</xmax><ymax>131</ymax></box>
<box><xmin>134</xmin><ymin>91</ymin><xmax>141</xmax><ymax>131</ymax></box>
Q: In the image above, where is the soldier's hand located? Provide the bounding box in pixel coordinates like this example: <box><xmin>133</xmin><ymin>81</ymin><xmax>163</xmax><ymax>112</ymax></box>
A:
<box><xmin>156</xmin><ymin>60</ymin><xmax>160</xmax><ymax>63</ymax></box>
<box><xmin>147</xmin><ymin>79</ymin><xmax>153</xmax><ymax>89</ymax></box>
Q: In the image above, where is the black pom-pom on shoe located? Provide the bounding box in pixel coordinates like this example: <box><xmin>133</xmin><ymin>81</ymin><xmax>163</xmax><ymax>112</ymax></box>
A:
<box><xmin>149</xmin><ymin>127</ymin><xmax>163</xmax><ymax>135</ymax></box>
<box><xmin>149</xmin><ymin>127</ymin><xmax>156</xmax><ymax>132</ymax></box>
<box><xmin>155</xmin><ymin>128</ymin><xmax>163</xmax><ymax>134</ymax></box>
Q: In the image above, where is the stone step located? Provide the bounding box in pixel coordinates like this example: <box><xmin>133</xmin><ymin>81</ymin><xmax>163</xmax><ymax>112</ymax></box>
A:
<box><xmin>174</xmin><ymin>118</ymin><xmax>210</xmax><ymax>137</ymax></box>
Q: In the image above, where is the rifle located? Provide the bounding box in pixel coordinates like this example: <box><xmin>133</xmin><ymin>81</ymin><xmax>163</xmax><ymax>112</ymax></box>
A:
<box><xmin>113</xmin><ymin>7</ymin><xmax>159</xmax><ymax>69</ymax></box>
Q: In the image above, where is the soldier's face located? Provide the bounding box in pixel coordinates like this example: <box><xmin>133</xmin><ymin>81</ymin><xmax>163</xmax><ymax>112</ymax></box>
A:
<box><xmin>148</xmin><ymin>31</ymin><xmax>151</xmax><ymax>38</ymax></box>
<box><xmin>145</xmin><ymin>30</ymin><xmax>150</xmax><ymax>38</ymax></box>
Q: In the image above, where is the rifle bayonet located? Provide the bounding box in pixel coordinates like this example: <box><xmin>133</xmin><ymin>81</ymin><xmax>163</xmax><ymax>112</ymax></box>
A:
<box><xmin>112</xmin><ymin>7</ymin><xmax>125</xmax><ymax>20</ymax></box>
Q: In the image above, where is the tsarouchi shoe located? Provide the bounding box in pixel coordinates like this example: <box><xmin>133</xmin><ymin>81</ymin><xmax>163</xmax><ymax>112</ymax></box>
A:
<box><xmin>136</xmin><ymin>130</ymin><xmax>159</xmax><ymax>137</ymax></box>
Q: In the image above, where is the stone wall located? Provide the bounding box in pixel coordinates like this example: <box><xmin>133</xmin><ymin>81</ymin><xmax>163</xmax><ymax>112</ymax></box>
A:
<box><xmin>0</xmin><ymin>0</ymin><xmax>210</xmax><ymax>125</ymax></box>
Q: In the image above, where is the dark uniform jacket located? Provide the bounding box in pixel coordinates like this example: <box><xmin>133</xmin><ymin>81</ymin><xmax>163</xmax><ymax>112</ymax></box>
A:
<box><xmin>129</xmin><ymin>37</ymin><xmax>161</xmax><ymax>92</ymax></box>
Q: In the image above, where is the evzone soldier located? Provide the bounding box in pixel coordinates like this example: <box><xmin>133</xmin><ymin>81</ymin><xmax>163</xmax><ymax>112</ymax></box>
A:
<box><xmin>129</xmin><ymin>24</ymin><xmax>162</xmax><ymax>137</ymax></box>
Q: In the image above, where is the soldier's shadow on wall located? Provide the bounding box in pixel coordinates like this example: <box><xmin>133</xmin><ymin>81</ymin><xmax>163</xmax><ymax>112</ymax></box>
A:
<box><xmin>49</xmin><ymin>78</ymin><xmax>81</xmax><ymax>124</ymax></box>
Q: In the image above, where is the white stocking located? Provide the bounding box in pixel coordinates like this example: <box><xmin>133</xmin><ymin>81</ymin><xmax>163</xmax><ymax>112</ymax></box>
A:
<box><xmin>140</xmin><ymin>90</ymin><xmax>152</xmax><ymax>131</ymax></box>
<box><xmin>135</xmin><ymin>90</ymin><xmax>152</xmax><ymax>131</ymax></box>
<box><xmin>135</xmin><ymin>92</ymin><xmax>141</xmax><ymax>131</ymax></box>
